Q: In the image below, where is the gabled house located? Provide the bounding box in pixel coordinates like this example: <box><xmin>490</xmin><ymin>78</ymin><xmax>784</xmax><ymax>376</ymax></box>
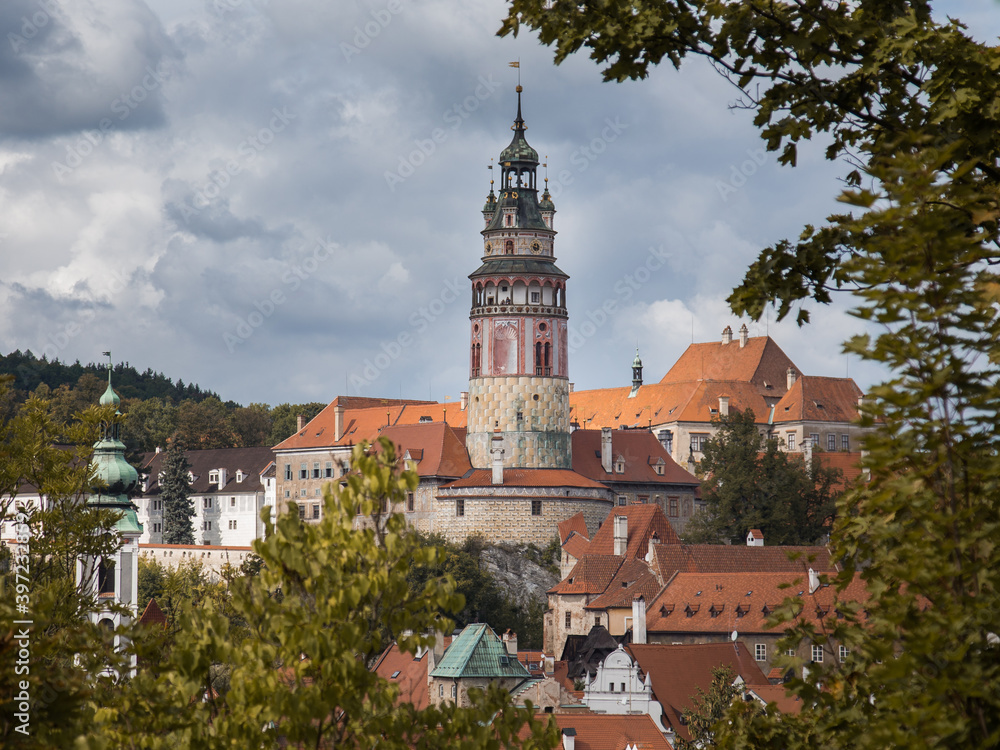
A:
<box><xmin>428</xmin><ymin>623</ymin><xmax>532</xmax><ymax>707</ymax></box>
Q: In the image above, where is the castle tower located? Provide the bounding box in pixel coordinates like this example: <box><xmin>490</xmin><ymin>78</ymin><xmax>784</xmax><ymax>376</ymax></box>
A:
<box><xmin>77</xmin><ymin>354</ymin><xmax>143</xmax><ymax>671</ymax></box>
<box><xmin>466</xmin><ymin>86</ymin><xmax>571</xmax><ymax>469</ymax></box>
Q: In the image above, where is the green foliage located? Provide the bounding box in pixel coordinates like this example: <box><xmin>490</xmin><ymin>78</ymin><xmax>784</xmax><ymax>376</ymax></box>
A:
<box><xmin>0</xmin><ymin>378</ymin><xmax>133</xmax><ymax>747</ymax></box>
<box><xmin>267</xmin><ymin>401</ymin><xmax>327</xmax><ymax>446</ymax></box>
<box><xmin>174</xmin><ymin>396</ymin><xmax>237</xmax><ymax>449</ymax></box>
<box><xmin>83</xmin><ymin>439</ymin><xmax>558</xmax><ymax>748</ymax></box>
<box><xmin>121</xmin><ymin>397</ymin><xmax>177</xmax><ymax>455</ymax></box>
<box><xmin>160</xmin><ymin>441</ymin><xmax>195</xmax><ymax>545</ymax></box>
<box><xmin>686</xmin><ymin>408</ymin><xmax>841</xmax><ymax>545</ymax></box>
<box><xmin>503</xmin><ymin>0</ymin><xmax>1000</xmax><ymax>745</ymax></box>
<box><xmin>677</xmin><ymin>666</ymin><xmax>760</xmax><ymax>750</ymax></box>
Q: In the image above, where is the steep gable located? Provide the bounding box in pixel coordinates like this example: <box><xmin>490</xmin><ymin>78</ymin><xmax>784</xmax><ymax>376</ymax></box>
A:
<box><xmin>429</xmin><ymin>623</ymin><xmax>530</xmax><ymax>679</ymax></box>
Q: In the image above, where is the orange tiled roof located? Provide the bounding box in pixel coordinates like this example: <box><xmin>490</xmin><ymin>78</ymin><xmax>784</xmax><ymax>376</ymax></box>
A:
<box><xmin>371</xmin><ymin>642</ymin><xmax>440</xmax><ymax>710</ymax></box>
<box><xmin>651</xmin><ymin>542</ymin><xmax>835</xmax><ymax>580</ymax></box>
<box><xmin>563</xmin><ymin>533</ymin><xmax>593</xmax><ymax>561</ymax></box>
<box><xmin>645</xmin><ymin>571</ymin><xmax>869</xmax><ymax>635</ymax></box>
<box><xmin>748</xmin><ymin>683</ymin><xmax>804</xmax><ymax>714</ymax></box>
<box><xmin>571</xmin><ymin>429</ymin><xmax>699</xmax><ymax>485</ymax></box>
<box><xmin>549</xmin><ymin>555</ymin><xmax>624</xmax><ymax>595</ymax></box>
<box><xmin>272</xmin><ymin>397</ymin><xmax>439</xmax><ymax>451</ymax></box>
<box><xmin>558</xmin><ymin>511</ymin><xmax>590</xmax><ymax>544</ymax></box>
<box><xmin>138</xmin><ymin>598</ymin><xmax>167</xmax><ymax>629</ymax></box>
<box><xmin>378</xmin><ymin>422</ymin><xmax>472</xmax><ymax>478</ymax></box>
<box><xmin>660</xmin><ymin>335</ymin><xmax>797</xmax><ymax>391</ymax></box>
<box><xmin>585</xmin><ymin>504</ymin><xmax>681</xmax><ymax>558</ymax></box>
<box><xmin>772</xmin><ymin>376</ymin><xmax>862</xmax><ymax>423</ymax></box>
<box><xmin>814</xmin><ymin>451</ymin><xmax>865</xmax><ymax>487</ymax></box>
<box><xmin>584</xmin><ymin>558</ymin><xmax>663</xmax><ymax>610</ymax></box>
<box><xmin>442</xmin><ymin>468</ymin><xmax>607</xmax><ymax>490</ymax></box>
<box><xmin>520</xmin><ymin>712</ymin><xmax>673</xmax><ymax>750</ymax></box>
<box><xmin>627</xmin><ymin>642</ymin><xmax>769</xmax><ymax>741</ymax></box>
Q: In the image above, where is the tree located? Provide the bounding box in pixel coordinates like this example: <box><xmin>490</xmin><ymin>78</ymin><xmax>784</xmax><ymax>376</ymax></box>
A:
<box><xmin>122</xmin><ymin>397</ymin><xmax>177</xmax><ymax>454</ymax></box>
<box><xmin>677</xmin><ymin>666</ymin><xmax>761</xmax><ymax>750</ymax></box>
<box><xmin>229</xmin><ymin>402</ymin><xmax>273</xmax><ymax>447</ymax></box>
<box><xmin>175</xmin><ymin>396</ymin><xmax>237</xmax><ymax>449</ymax></box>
<box><xmin>686</xmin><ymin>408</ymin><xmax>841</xmax><ymax>545</ymax></box>
<box><xmin>160</xmin><ymin>440</ymin><xmax>195</xmax><ymax>545</ymax></box>
<box><xmin>0</xmin><ymin>378</ymin><xmax>133</xmax><ymax>747</ymax></box>
<box><xmin>268</xmin><ymin>401</ymin><xmax>327</xmax><ymax>446</ymax></box>
<box><xmin>81</xmin><ymin>439</ymin><xmax>559</xmax><ymax>749</ymax></box>
<box><xmin>501</xmin><ymin>2</ymin><xmax>1000</xmax><ymax>746</ymax></box>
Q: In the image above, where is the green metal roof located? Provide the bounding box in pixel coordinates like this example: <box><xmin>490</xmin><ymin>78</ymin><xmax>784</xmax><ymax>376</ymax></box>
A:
<box><xmin>429</xmin><ymin>624</ymin><xmax>531</xmax><ymax>679</ymax></box>
<box><xmin>469</xmin><ymin>258</ymin><xmax>568</xmax><ymax>280</ymax></box>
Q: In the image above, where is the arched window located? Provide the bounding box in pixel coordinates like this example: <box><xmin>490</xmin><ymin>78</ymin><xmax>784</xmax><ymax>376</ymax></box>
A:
<box><xmin>505</xmin><ymin>240</ymin><xmax>514</xmax><ymax>254</ymax></box>
<box><xmin>98</xmin><ymin>558</ymin><xmax>116</xmax><ymax>596</ymax></box>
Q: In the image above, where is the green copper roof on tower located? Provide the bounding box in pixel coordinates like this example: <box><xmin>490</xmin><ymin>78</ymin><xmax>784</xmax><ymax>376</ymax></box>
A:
<box><xmin>499</xmin><ymin>85</ymin><xmax>539</xmax><ymax>165</ymax></box>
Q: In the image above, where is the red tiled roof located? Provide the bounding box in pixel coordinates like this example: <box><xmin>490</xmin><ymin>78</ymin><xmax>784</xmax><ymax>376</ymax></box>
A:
<box><xmin>378</xmin><ymin>422</ymin><xmax>472</xmax><ymax>478</ymax></box>
<box><xmin>443</xmin><ymin>468</ymin><xmax>607</xmax><ymax>490</ymax></box>
<box><xmin>627</xmin><ymin>642</ymin><xmax>769</xmax><ymax>742</ymax></box>
<box><xmin>558</xmin><ymin>512</ymin><xmax>590</xmax><ymax>544</ymax></box>
<box><xmin>138</xmin><ymin>598</ymin><xmax>167</xmax><ymax>629</ymax></box>
<box><xmin>272</xmin><ymin>397</ymin><xmax>439</xmax><ymax>451</ymax></box>
<box><xmin>814</xmin><ymin>451</ymin><xmax>865</xmax><ymax>487</ymax></box>
<box><xmin>371</xmin><ymin>642</ymin><xmax>439</xmax><ymax>710</ymax></box>
<box><xmin>571</xmin><ymin>429</ymin><xmax>699</xmax><ymax>485</ymax></box>
<box><xmin>584</xmin><ymin>558</ymin><xmax>663</xmax><ymax>610</ymax></box>
<box><xmin>645</xmin><ymin>571</ymin><xmax>869</xmax><ymax>635</ymax></box>
<box><xmin>660</xmin><ymin>336</ymin><xmax>797</xmax><ymax>391</ymax></box>
<box><xmin>772</xmin><ymin>376</ymin><xmax>862</xmax><ymax>424</ymax></box>
<box><xmin>563</xmin><ymin>533</ymin><xmax>593</xmax><ymax>561</ymax></box>
<box><xmin>585</xmin><ymin>504</ymin><xmax>681</xmax><ymax>558</ymax></box>
<box><xmin>748</xmin><ymin>683</ymin><xmax>804</xmax><ymax>714</ymax></box>
<box><xmin>651</xmin><ymin>542</ymin><xmax>835</xmax><ymax>580</ymax></box>
<box><xmin>520</xmin><ymin>712</ymin><xmax>673</xmax><ymax>750</ymax></box>
<box><xmin>550</xmin><ymin>555</ymin><xmax>624</xmax><ymax>595</ymax></box>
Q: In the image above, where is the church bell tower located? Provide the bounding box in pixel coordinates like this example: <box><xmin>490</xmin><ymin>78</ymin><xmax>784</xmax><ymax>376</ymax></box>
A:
<box><xmin>466</xmin><ymin>86</ymin><xmax>571</xmax><ymax>469</ymax></box>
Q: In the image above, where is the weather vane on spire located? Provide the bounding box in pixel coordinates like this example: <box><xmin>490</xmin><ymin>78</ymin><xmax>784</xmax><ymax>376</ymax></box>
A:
<box><xmin>508</xmin><ymin>59</ymin><xmax>520</xmax><ymax>87</ymax></box>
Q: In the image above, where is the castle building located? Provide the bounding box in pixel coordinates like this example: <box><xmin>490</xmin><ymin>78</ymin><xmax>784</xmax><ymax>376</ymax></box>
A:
<box><xmin>466</xmin><ymin>85</ymin><xmax>571</xmax><ymax>470</ymax></box>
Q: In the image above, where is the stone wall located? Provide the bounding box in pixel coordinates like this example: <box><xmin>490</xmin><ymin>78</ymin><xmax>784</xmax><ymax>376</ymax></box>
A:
<box><xmin>433</xmin><ymin>489</ymin><xmax>611</xmax><ymax>547</ymax></box>
<box><xmin>466</xmin><ymin>376</ymin><xmax>571</xmax><ymax>468</ymax></box>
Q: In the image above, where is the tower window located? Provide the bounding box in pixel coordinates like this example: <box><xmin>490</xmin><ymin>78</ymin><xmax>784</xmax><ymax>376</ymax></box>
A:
<box><xmin>531</xmin><ymin>500</ymin><xmax>542</xmax><ymax>516</ymax></box>
<box><xmin>98</xmin><ymin>559</ymin><xmax>115</xmax><ymax>595</ymax></box>
<box><xmin>456</xmin><ymin>499</ymin><xmax>465</xmax><ymax>517</ymax></box>
<box><xmin>505</xmin><ymin>239</ymin><xmax>514</xmax><ymax>253</ymax></box>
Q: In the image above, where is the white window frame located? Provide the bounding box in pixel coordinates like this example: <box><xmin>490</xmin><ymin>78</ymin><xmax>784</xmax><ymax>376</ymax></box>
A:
<box><xmin>811</xmin><ymin>645</ymin><xmax>824</xmax><ymax>663</ymax></box>
<box><xmin>755</xmin><ymin>643</ymin><xmax>767</xmax><ymax>661</ymax></box>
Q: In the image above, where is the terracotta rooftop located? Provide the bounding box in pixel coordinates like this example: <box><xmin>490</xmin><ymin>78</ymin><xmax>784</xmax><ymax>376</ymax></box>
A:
<box><xmin>660</xmin><ymin>335</ymin><xmax>797</xmax><ymax>391</ymax></box>
<box><xmin>627</xmin><ymin>642</ymin><xmax>769</xmax><ymax>742</ymax></box>
<box><xmin>558</xmin><ymin>512</ymin><xmax>590</xmax><ymax>544</ymax></box>
<box><xmin>651</xmin><ymin>542</ymin><xmax>835</xmax><ymax>580</ymax></box>
<box><xmin>140</xmin><ymin>446</ymin><xmax>274</xmax><ymax>495</ymax></box>
<box><xmin>378</xmin><ymin>422</ymin><xmax>472</xmax><ymax>478</ymax></box>
<box><xmin>272</xmin><ymin>396</ymin><xmax>445</xmax><ymax>451</ymax></box>
<box><xmin>645</xmin><ymin>571</ymin><xmax>869</xmax><ymax>635</ymax></box>
<box><xmin>584</xmin><ymin>558</ymin><xmax>663</xmax><ymax>610</ymax></box>
<box><xmin>520</xmin><ymin>712</ymin><xmax>673</xmax><ymax>750</ymax></box>
<box><xmin>137</xmin><ymin>598</ymin><xmax>167</xmax><ymax>629</ymax></box>
<box><xmin>443</xmin><ymin>468</ymin><xmax>607</xmax><ymax>490</ymax></box>
<box><xmin>571</xmin><ymin>429</ymin><xmax>699</xmax><ymax>485</ymax></box>
<box><xmin>585</xmin><ymin>504</ymin><xmax>681</xmax><ymax>558</ymax></box>
<box><xmin>747</xmin><ymin>683</ymin><xmax>804</xmax><ymax>714</ymax></box>
<box><xmin>772</xmin><ymin>375</ymin><xmax>862</xmax><ymax>424</ymax></box>
<box><xmin>550</xmin><ymin>555</ymin><xmax>625</xmax><ymax>595</ymax></box>
<box><xmin>563</xmin><ymin>532</ymin><xmax>593</xmax><ymax>562</ymax></box>
<box><xmin>371</xmin><ymin>642</ymin><xmax>431</xmax><ymax>710</ymax></box>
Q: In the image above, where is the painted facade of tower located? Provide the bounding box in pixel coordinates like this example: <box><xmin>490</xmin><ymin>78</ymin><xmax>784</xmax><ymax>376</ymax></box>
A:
<box><xmin>76</xmin><ymin>359</ymin><xmax>143</xmax><ymax>671</ymax></box>
<box><xmin>466</xmin><ymin>87</ymin><xmax>572</xmax><ymax>469</ymax></box>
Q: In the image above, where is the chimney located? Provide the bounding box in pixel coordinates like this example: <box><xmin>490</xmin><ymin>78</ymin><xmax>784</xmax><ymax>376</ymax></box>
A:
<box><xmin>491</xmin><ymin>432</ymin><xmax>505</xmax><ymax>485</ymax></box>
<box><xmin>718</xmin><ymin>396</ymin><xmax>730</xmax><ymax>417</ymax></box>
<box><xmin>334</xmin><ymin>404</ymin><xmax>345</xmax><ymax>441</ymax></box>
<box><xmin>613</xmin><ymin>515</ymin><xmax>628</xmax><ymax>556</ymax></box>
<box><xmin>460</xmin><ymin>391</ymin><xmax>468</xmax><ymax>411</ymax></box>
<box><xmin>632</xmin><ymin>596</ymin><xmax>647</xmax><ymax>645</ymax></box>
<box><xmin>502</xmin><ymin>629</ymin><xmax>518</xmax><ymax>656</ymax></box>
<box><xmin>786</xmin><ymin>367</ymin><xmax>797</xmax><ymax>390</ymax></box>
<box><xmin>739</xmin><ymin>323</ymin><xmax>749</xmax><ymax>347</ymax></box>
<box><xmin>601</xmin><ymin>427</ymin><xmax>613</xmax><ymax>474</ymax></box>
<box><xmin>154</xmin><ymin>446</ymin><xmax>161</xmax><ymax>454</ymax></box>
<box><xmin>296</xmin><ymin>414</ymin><xmax>306</xmax><ymax>432</ymax></box>
<box><xmin>808</xmin><ymin>568</ymin><xmax>821</xmax><ymax>594</ymax></box>
<box><xmin>721</xmin><ymin>325</ymin><xmax>732</xmax><ymax>345</ymax></box>
<box><xmin>428</xmin><ymin>628</ymin><xmax>446</xmax><ymax>675</ymax></box>
<box><xmin>217</xmin><ymin>467</ymin><xmax>227</xmax><ymax>490</ymax></box>
<box><xmin>747</xmin><ymin>529</ymin><xmax>764</xmax><ymax>547</ymax></box>
<box><xmin>646</xmin><ymin>532</ymin><xmax>660</xmax><ymax>563</ymax></box>
<box><xmin>561</xmin><ymin>728</ymin><xmax>577</xmax><ymax>750</ymax></box>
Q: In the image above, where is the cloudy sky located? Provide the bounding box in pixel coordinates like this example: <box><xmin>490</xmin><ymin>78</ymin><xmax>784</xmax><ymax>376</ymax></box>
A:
<box><xmin>0</xmin><ymin>0</ymin><xmax>995</xmax><ymax>407</ymax></box>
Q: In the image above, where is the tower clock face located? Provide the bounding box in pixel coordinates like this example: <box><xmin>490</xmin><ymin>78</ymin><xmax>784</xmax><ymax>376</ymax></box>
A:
<box><xmin>484</xmin><ymin>241</ymin><xmax>492</xmax><ymax>255</ymax></box>
<box><xmin>531</xmin><ymin>241</ymin><xmax>541</xmax><ymax>254</ymax></box>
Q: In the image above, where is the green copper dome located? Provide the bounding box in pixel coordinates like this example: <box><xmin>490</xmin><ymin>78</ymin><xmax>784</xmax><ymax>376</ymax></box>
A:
<box><xmin>539</xmin><ymin>187</ymin><xmax>555</xmax><ymax>212</ymax></box>
<box><xmin>498</xmin><ymin>86</ymin><xmax>538</xmax><ymax>165</ymax></box>
<box><xmin>483</xmin><ymin>188</ymin><xmax>497</xmax><ymax>214</ymax></box>
<box><xmin>633</xmin><ymin>348</ymin><xmax>643</xmax><ymax>368</ymax></box>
